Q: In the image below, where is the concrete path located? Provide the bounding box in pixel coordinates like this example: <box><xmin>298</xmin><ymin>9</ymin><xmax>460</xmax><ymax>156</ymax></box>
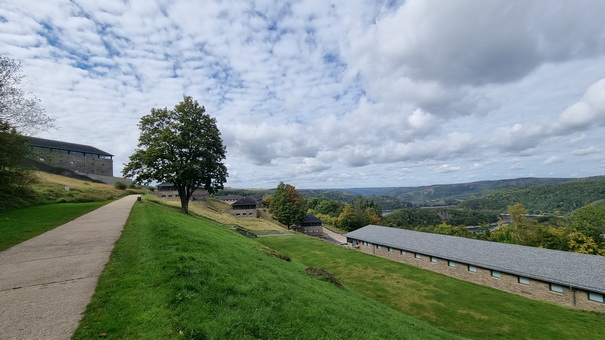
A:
<box><xmin>322</xmin><ymin>227</ymin><xmax>347</xmax><ymax>245</ymax></box>
<box><xmin>0</xmin><ymin>195</ymin><xmax>139</xmax><ymax>340</ymax></box>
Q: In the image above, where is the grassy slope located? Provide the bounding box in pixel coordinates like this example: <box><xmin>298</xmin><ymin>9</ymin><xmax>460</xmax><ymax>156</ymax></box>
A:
<box><xmin>33</xmin><ymin>171</ymin><xmax>137</xmax><ymax>203</ymax></box>
<box><xmin>0</xmin><ymin>201</ymin><xmax>112</xmax><ymax>251</ymax></box>
<box><xmin>73</xmin><ymin>201</ymin><xmax>459</xmax><ymax>340</ymax></box>
<box><xmin>257</xmin><ymin>236</ymin><xmax>605</xmax><ymax>340</ymax></box>
<box><xmin>149</xmin><ymin>195</ymin><xmax>287</xmax><ymax>232</ymax></box>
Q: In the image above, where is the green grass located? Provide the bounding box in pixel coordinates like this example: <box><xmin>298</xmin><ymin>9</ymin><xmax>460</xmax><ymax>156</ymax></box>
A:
<box><xmin>73</xmin><ymin>201</ymin><xmax>460</xmax><ymax>340</ymax></box>
<box><xmin>257</xmin><ymin>236</ymin><xmax>605</xmax><ymax>339</ymax></box>
<box><xmin>0</xmin><ymin>200</ymin><xmax>112</xmax><ymax>251</ymax></box>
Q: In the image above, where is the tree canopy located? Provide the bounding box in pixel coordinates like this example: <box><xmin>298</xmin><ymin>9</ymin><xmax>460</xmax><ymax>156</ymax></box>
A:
<box><xmin>123</xmin><ymin>96</ymin><xmax>228</xmax><ymax>214</ymax></box>
<box><xmin>269</xmin><ymin>182</ymin><xmax>307</xmax><ymax>228</ymax></box>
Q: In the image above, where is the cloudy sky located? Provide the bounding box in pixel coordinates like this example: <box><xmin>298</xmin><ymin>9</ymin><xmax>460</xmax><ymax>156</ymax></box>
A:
<box><xmin>2</xmin><ymin>0</ymin><xmax>605</xmax><ymax>189</ymax></box>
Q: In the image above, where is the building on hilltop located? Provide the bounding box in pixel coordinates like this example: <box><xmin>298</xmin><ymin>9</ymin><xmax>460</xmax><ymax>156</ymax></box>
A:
<box><xmin>345</xmin><ymin>225</ymin><xmax>605</xmax><ymax>312</ymax></box>
<box><xmin>28</xmin><ymin>137</ymin><xmax>113</xmax><ymax>176</ymax></box>
<box><xmin>154</xmin><ymin>183</ymin><xmax>208</xmax><ymax>201</ymax></box>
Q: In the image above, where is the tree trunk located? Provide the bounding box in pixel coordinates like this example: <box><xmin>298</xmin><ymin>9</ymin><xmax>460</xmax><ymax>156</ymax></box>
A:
<box><xmin>178</xmin><ymin>186</ymin><xmax>189</xmax><ymax>214</ymax></box>
<box><xmin>179</xmin><ymin>195</ymin><xmax>189</xmax><ymax>214</ymax></box>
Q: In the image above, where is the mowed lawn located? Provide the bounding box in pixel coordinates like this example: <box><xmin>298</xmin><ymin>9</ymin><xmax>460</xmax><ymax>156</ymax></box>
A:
<box><xmin>0</xmin><ymin>201</ymin><xmax>112</xmax><ymax>251</ymax></box>
<box><xmin>73</xmin><ymin>201</ymin><xmax>460</xmax><ymax>339</ymax></box>
<box><xmin>257</xmin><ymin>236</ymin><xmax>605</xmax><ymax>340</ymax></box>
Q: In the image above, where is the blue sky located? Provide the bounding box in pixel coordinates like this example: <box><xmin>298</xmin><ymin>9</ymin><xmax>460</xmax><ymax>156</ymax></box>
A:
<box><xmin>2</xmin><ymin>0</ymin><xmax>605</xmax><ymax>189</ymax></box>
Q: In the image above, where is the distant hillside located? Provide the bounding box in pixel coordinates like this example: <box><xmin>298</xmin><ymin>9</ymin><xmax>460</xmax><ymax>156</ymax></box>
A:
<box><xmin>300</xmin><ymin>189</ymin><xmax>413</xmax><ymax>210</ymax></box>
<box><xmin>457</xmin><ymin>176</ymin><xmax>605</xmax><ymax>214</ymax></box>
<box><xmin>342</xmin><ymin>177</ymin><xmax>573</xmax><ymax>203</ymax></box>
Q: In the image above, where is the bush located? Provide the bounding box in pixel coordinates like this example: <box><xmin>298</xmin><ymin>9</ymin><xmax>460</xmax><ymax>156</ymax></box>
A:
<box><xmin>114</xmin><ymin>181</ymin><xmax>127</xmax><ymax>190</ymax></box>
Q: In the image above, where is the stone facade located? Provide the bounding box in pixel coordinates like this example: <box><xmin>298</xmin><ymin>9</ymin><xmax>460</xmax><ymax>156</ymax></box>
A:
<box><xmin>352</xmin><ymin>240</ymin><xmax>604</xmax><ymax>312</ymax></box>
<box><xmin>155</xmin><ymin>184</ymin><xmax>208</xmax><ymax>200</ymax></box>
<box><xmin>31</xmin><ymin>149</ymin><xmax>113</xmax><ymax>176</ymax></box>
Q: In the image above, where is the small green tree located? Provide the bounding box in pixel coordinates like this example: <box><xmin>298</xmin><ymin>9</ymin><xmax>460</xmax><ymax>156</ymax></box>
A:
<box><xmin>123</xmin><ymin>96</ymin><xmax>228</xmax><ymax>214</ymax></box>
<box><xmin>269</xmin><ymin>182</ymin><xmax>306</xmax><ymax>228</ymax></box>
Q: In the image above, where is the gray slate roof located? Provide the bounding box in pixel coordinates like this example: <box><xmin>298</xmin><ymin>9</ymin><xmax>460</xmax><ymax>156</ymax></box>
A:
<box><xmin>345</xmin><ymin>225</ymin><xmax>605</xmax><ymax>294</ymax></box>
<box><xmin>29</xmin><ymin>137</ymin><xmax>113</xmax><ymax>156</ymax></box>
<box><xmin>232</xmin><ymin>197</ymin><xmax>258</xmax><ymax>207</ymax></box>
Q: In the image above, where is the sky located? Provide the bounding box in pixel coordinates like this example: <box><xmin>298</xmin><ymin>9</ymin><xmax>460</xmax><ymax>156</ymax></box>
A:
<box><xmin>1</xmin><ymin>0</ymin><xmax>605</xmax><ymax>189</ymax></box>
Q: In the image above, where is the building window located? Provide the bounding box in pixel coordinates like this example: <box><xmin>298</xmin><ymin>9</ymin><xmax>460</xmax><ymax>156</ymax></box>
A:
<box><xmin>388</xmin><ymin>247</ymin><xmax>393</xmax><ymax>252</ymax></box>
<box><xmin>430</xmin><ymin>257</ymin><xmax>438</xmax><ymax>263</ymax></box>
<box><xmin>468</xmin><ymin>265</ymin><xmax>477</xmax><ymax>272</ymax></box>
<box><xmin>491</xmin><ymin>270</ymin><xmax>501</xmax><ymax>278</ymax></box>
<box><xmin>362</xmin><ymin>241</ymin><xmax>369</xmax><ymax>246</ymax></box>
<box><xmin>518</xmin><ymin>276</ymin><xmax>530</xmax><ymax>285</ymax></box>
<box><xmin>550</xmin><ymin>284</ymin><xmax>564</xmax><ymax>293</ymax></box>
<box><xmin>448</xmin><ymin>261</ymin><xmax>456</xmax><ymax>268</ymax></box>
<box><xmin>400</xmin><ymin>250</ymin><xmax>406</xmax><ymax>255</ymax></box>
<box><xmin>588</xmin><ymin>292</ymin><xmax>604</xmax><ymax>303</ymax></box>
<box><xmin>376</xmin><ymin>245</ymin><xmax>381</xmax><ymax>249</ymax></box>
<box><xmin>414</xmin><ymin>253</ymin><xmax>421</xmax><ymax>259</ymax></box>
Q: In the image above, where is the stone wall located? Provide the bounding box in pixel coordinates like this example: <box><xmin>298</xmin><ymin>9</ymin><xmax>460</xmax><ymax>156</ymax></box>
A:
<box><xmin>155</xmin><ymin>189</ymin><xmax>208</xmax><ymax>200</ymax></box>
<box><xmin>293</xmin><ymin>225</ymin><xmax>324</xmax><ymax>236</ymax></box>
<box><xmin>353</xmin><ymin>240</ymin><xmax>604</xmax><ymax>312</ymax></box>
<box><xmin>226</xmin><ymin>208</ymin><xmax>257</xmax><ymax>218</ymax></box>
<box><xmin>32</xmin><ymin>150</ymin><xmax>113</xmax><ymax>176</ymax></box>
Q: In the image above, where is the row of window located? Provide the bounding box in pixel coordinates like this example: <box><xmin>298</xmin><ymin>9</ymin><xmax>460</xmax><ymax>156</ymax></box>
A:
<box><xmin>34</xmin><ymin>146</ymin><xmax>112</xmax><ymax>159</ymax></box>
<box><xmin>364</xmin><ymin>241</ymin><xmax>604</xmax><ymax>304</ymax></box>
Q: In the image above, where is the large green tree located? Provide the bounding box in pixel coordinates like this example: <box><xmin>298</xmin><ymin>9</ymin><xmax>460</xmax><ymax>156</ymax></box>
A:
<box><xmin>123</xmin><ymin>96</ymin><xmax>228</xmax><ymax>214</ymax></box>
<box><xmin>269</xmin><ymin>182</ymin><xmax>307</xmax><ymax>228</ymax></box>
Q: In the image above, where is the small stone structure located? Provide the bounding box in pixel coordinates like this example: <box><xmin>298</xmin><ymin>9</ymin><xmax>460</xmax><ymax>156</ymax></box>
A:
<box><xmin>292</xmin><ymin>214</ymin><xmax>324</xmax><ymax>236</ymax></box>
<box><xmin>227</xmin><ymin>197</ymin><xmax>258</xmax><ymax>218</ymax></box>
<box><xmin>345</xmin><ymin>225</ymin><xmax>605</xmax><ymax>312</ymax></box>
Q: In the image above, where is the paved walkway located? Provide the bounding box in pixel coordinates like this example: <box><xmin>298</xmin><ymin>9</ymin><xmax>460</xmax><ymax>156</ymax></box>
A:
<box><xmin>0</xmin><ymin>195</ymin><xmax>138</xmax><ymax>340</ymax></box>
<box><xmin>322</xmin><ymin>227</ymin><xmax>347</xmax><ymax>245</ymax></box>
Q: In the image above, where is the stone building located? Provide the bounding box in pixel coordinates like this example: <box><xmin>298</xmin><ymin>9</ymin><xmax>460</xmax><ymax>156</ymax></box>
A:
<box><xmin>28</xmin><ymin>137</ymin><xmax>113</xmax><ymax>176</ymax></box>
<box><xmin>227</xmin><ymin>196</ymin><xmax>258</xmax><ymax>218</ymax></box>
<box><xmin>345</xmin><ymin>225</ymin><xmax>605</xmax><ymax>312</ymax></box>
<box><xmin>292</xmin><ymin>214</ymin><xmax>324</xmax><ymax>236</ymax></box>
<box><xmin>155</xmin><ymin>183</ymin><xmax>208</xmax><ymax>200</ymax></box>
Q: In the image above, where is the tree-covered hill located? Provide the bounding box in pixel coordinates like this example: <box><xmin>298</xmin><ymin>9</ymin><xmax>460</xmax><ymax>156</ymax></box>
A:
<box><xmin>457</xmin><ymin>176</ymin><xmax>605</xmax><ymax>214</ymax></box>
<box><xmin>376</xmin><ymin>177</ymin><xmax>573</xmax><ymax>203</ymax></box>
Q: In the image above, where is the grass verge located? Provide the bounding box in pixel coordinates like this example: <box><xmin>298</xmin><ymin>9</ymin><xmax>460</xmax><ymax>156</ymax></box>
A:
<box><xmin>0</xmin><ymin>200</ymin><xmax>112</xmax><ymax>251</ymax></box>
<box><xmin>73</xmin><ymin>201</ymin><xmax>460</xmax><ymax>339</ymax></box>
<box><xmin>257</xmin><ymin>235</ymin><xmax>605</xmax><ymax>339</ymax></box>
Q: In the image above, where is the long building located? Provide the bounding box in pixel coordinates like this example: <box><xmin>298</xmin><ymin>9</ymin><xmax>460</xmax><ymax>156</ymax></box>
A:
<box><xmin>29</xmin><ymin>137</ymin><xmax>113</xmax><ymax>176</ymax></box>
<box><xmin>345</xmin><ymin>225</ymin><xmax>605</xmax><ymax>312</ymax></box>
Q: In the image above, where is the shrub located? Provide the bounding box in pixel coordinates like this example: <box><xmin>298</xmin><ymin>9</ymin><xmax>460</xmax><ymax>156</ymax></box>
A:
<box><xmin>114</xmin><ymin>181</ymin><xmax>127</xmax><ymax>190</ymax></box>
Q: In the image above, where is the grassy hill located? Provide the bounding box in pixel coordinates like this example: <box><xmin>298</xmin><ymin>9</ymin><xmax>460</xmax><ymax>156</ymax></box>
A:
<box><xmin>74</xmin><ymin>201</ymin><xmax>458</xmax><ymax>339</ymax></box>
<box><xmin>1</xmin><ymin>171</ymin><xmax>138</xmax><ymax>212</ymax></box>
<box><xmin>457</xmin><ymin>176</ymin><xmax>605</xmax><ymax>214</ymax></box>
<box><xmin>73</xmin><ymin>199</ymin><xmax>605</xmax><ymax>339</ymax></box>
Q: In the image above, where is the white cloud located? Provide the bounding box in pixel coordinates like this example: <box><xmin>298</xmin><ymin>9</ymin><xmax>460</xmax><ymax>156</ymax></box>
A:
<box><xmin>430</xmin><ymin>164</ymin><xmax>461</xmax><ymax>174</ymax></box>
<box><xmin>1</xmin><ymin>0</ymin><xmax>605</xmax><ymax>188</ymax></box>
<box><xmin>572</xmin><ymin>146</ymin><xmax>599</xmax><ymax>156</ymax></box>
